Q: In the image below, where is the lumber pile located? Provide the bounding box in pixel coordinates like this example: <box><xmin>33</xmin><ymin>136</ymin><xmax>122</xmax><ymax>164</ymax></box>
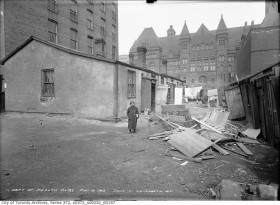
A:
<box><xmin>148</xmin><ymin>113</ymin><xmax>258</xmax><ymax>163</ymax></box>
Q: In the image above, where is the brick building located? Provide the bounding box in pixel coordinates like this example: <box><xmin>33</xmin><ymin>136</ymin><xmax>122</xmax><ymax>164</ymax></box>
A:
<box><xmin>0</xmin><ymin>0</ymin><xmax>118</xmax><ymax>62</ymax></box>
<box><xmin>129</xmin><ymin>15</ymin><xmax>260</xmax><ymax>91</ymax></box>
<box><xmin>235</xmin><ymin>0</ymin><xmax>280</xmax><ymax>78</ymax></box>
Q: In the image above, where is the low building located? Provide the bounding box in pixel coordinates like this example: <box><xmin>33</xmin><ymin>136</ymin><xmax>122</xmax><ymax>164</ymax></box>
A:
<box><xmin>0</xmin><ymin>37</ymin><xmax>183</xmax><ymax>118</ymax></box>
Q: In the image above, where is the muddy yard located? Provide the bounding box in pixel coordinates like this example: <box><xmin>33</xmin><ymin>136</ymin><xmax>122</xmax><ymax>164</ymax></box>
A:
<box><xmin>0</xmin><ymin>105</ymin><xmax>279</xmax><ymax>200</ymax></box>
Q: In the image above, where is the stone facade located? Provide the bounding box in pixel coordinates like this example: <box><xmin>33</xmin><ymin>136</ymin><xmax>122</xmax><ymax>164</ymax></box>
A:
<box><xmin>129</xmin><ymin>16</ymin><xmax>260</xmax><ymax>91</ymax></box>
<box><xmin>0</xmin><ymin>0</ymin><xmax>118</xmax><ymax>61</ymax></box>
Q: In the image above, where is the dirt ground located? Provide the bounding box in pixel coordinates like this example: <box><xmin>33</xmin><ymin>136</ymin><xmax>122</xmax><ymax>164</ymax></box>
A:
<box><xmin>0</xmin><ymin>104</ymin><xmax>279</xmax><ymax>201</ymax></box>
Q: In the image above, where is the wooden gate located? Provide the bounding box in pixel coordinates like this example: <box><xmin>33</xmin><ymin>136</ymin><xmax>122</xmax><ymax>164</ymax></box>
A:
<box><xmin>225</xmin><ymin>85</ymin><xmax>245</xmax><ymax>120</ymax></box>
<box><xmin>141</xmin><ymin>77</ymin><xmax>151</xmax><ymax>112</ymax></box>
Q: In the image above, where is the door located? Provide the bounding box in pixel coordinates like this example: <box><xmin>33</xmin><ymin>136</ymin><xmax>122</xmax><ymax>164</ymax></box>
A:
<box><xmin>141</xmin><ymin>77</ymin><xmax>151</xmax><ymax>112</ymax></box>
<box><xmin>151</xmin><ymin>82</ymin><xmax>156</xmax><ymax>112</ymax></box>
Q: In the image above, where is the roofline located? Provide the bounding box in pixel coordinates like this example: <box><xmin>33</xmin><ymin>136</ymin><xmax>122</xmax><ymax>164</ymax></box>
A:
<box><xmin>116</xmin><ymin>60</ymin><xmax>184</xmax><ymax>83</ymax></box>
<box><xmin>0</xmin><ymin>36</ymin><xmax>115</xmax><ymax>65</ymax></box>
<box><xmin>0</xmin><ymin>36</ymin><xmax>184</xmax><ymax>83</ymax></box>
<box><xmin>226</xmin><ymin>61</ymin><xmax>280</xmax><ymax>88</ymax></box>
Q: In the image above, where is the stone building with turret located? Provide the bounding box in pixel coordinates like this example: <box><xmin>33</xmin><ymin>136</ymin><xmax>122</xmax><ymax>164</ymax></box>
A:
<box><xmin>129</xmin><ymin>15</ymin><xmax>260</xmax><ymax>91</ymax></box>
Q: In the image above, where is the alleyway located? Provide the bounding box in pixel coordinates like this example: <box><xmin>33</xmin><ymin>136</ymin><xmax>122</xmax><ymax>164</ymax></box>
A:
<box><xmin>0</xmin><ymin>104</ymin><xmax>279</xmax><ymax>200</ymax></box>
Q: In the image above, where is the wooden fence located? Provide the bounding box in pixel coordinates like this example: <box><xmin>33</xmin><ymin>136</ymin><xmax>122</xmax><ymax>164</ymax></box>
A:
<box><xmin>226</xmin><ymin>62</ymin><xmax>280</xmax><ymax>148</ymax></box>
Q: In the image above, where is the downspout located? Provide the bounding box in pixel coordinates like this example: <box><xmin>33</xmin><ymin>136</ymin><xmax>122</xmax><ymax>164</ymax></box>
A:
<box><xmin>113</xmin><ymin>62</ymin><xmax>119</xmax><ymax>121</ymax></box>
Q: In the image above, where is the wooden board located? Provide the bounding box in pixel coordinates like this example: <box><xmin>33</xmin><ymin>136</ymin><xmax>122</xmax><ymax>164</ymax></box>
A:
<box><xmin>192</xmin><ymin>117</ymin><xmax>223</xmax><ymax>134</ymax></box>
<box><xmin>168</xmin><ymin>131</ymin><xmax>213</xmax><ymax>158</ymax></box>
<box><xmin>212</xmin><ymin>144</ymin><xmax>229</xmax><ymax>155</ymax></box>
<box><xmin>225</xmin><ymin>86</ymin><xmax>245</xmax><ymax>120</ymax></box>
<box><xmin>236</xmin><ymin>143</ymin><xmax>253</xmax><ymax>156</ymax></box>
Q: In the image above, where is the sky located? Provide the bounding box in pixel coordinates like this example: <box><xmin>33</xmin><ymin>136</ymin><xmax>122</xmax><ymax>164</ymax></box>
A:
<box><xmin>118</xmin><ymin>1</ymin><xmax>265</xmax><ymax>55</ymax></box>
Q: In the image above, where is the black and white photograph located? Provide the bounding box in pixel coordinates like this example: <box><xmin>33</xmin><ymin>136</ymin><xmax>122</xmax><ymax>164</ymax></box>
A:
<box><xmin>0</xmin><ymin>0</ymin><xmax>279</xmax><ymax>202</ymax></box>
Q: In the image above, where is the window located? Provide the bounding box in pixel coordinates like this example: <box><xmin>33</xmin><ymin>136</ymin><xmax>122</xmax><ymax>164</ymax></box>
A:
<box><xmin>210</xmin><ymin>62</ymin><xmax>216</xmax><ymax>71</ymax></box>
<box><xmin>191</xmin><ymin>79</ymin><xmax>195</xmax><ymax>84</ymax></box>
<box><xmin>112</xmin><ymin>2</ymin><xmax>116</xmax><ymax>20</ymax></box>
<box><xmin>87</xmin><ymin>35</ymin><xmax>93</xmax><ymax>54</ymax></box>
<box><xmin>228</xmin><ymin>65</ymin><xmax>232</xmax><ymax>72</ymax></box>
<box><xmin>101</xmin><ymin>1</ymin><xmax>106</xmax><ymax>13</ymax></box>
<box><xmin>48</xmin><ymin>19</ymin><xmax>57</xmax><ymax>43</ymax></box>
<box><xmin>161</xmin><ymin>76</ymin><xmax>164</xmax><ymax>84</ymax></box>
<box><xmin>201</xmin><ymin>43</ymin><xmax>204</xmax><ymax>50</ymax></box>
<box><xmin>197</xmin><ymin>45</ymin><xmax>199</xmax><ymax>50</ymax></box>
<box><xmin>182</xmin><ymin>44</ymin><xmax>187</xmax><ymax>52</ymax></box>
<box><xmin>112</xmin><ymin>24</ymin><xmax>116</xmax><ymax>42</ymax></box>
<box><xmin>127</xmin><ymin>70</ymin><xmax>136</xmax><ymax>98</ymax></box>
<box><xmin>219</xmin><ymin>55</ymin><xmax>225</xmax><ymax>62</ymax></box>
<box><xmin>169</xmin><ymin>49</ymin><xmax>172</xmax><ymax>56</ymax></box>
<box><xmin>70</xmin><ymin>28</ymin><xmax>77</xmax><ymax>49</ymax></box>
<box><xmin>100</xmin><ymin>18</ymin><xmax>106</xmax><ymax>37</ymax></box>
<box><xmin>70</xmin><ymin>0</ymin><xmax>78</xmax><ymax>23</ymax></box>
<box><xmin>112</xmin><ymin>46</ymin><xmax>116</xmax><ymax>60</ymax></box>
<box><xmin>211</xmin><ymin>78</ymin><xmax>215</xmax><ymax>83</ymax></box>
<box><xmin>42</xmin><ymin>69</ymin><xmax>54</xmax><ymax>97</ymax></box>
<box><xmin>203</xmin><ymin>63</ymin><xmax>208</xmax><ymax>71</ymax></box>
<box><xmin>87</xmin><ymin>9</ymin><xmax>93</xmax><ymax>30</ymax></box>
<box><xmin>48</xmin><ymin>0</ymin><xmax>57</xmax><ymax>13</ymax></box>
<box><xmin>219</xmin><ymin>40</ymin><xmax>225</xmax><ymax>47</ymax></box>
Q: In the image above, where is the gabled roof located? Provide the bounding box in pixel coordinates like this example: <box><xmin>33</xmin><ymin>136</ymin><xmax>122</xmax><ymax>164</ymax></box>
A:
<box><xmin>217</xmin><ymin>14</ymin><xmax>228</xmax><ymax>32</ymax></box>
<box><xmin>180</xmin><ymin>20</ymin><xmax>191</xmax><ymax>38</ymax></box>
<box><xmin>0</xmin><ymin>36</ymin><xmax>115</xmax><ymax>65</ymax></box>
<box><xmin>191</xmin><ymin>24</ymin><xmax>216</xmax><ymax>44</ymax></box>
<box><xmin>130</xmin><ymin>27</ymin><xmax>161</xmax><ymax>52</ymax></box>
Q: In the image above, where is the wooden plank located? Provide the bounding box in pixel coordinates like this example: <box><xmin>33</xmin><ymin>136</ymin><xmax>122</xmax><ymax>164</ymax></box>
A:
<box><xmin>221</xmin><ymin>146</ymin><xmax>249</xmax><ymax>158</ymax></box>
<box><xmin>212</xmin><ymin>144</ymin><xmax>229</xmax><ymax>155</ymax></box>
<box><xmin>236</xmin><ymin>143</ymin><xmax>253</xmax><ymax>156</ymax></box>
<box><xmin>168</xmin><ymin>131</ymin><xmax>213</xmax><ymax>158</ymax></box>
<box><xmin>192</xmin><ymin>139</ymin><xmax>221</xmax><ymax>158</ymax></box>
<box><xmin>192</xmin><ymin>117</ymin><xmax>223</xmax><ymax>134</ymax></box>
<box><xmin>154</xmin><ymin>114</ymin><xmax>177</xmax><ymax>129</ymax></box>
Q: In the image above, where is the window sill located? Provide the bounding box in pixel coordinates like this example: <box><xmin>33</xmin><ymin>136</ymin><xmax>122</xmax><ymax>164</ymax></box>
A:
<box><xmin>48</xmin><ymin>9</ymin><xmax>58</xmax><ymax>14</ymax></box>
<box><xmin>128</xmin><ymin>96</ymin><xmax>136</xmax><ymax>99</ymax></box>
<box><xmin>70</xmin><ymin>19</ymin><xmax>78</xmax><ymax>24</ymax></box>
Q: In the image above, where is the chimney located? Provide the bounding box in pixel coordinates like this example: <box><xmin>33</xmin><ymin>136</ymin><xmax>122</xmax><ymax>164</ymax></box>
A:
<box><xmin>129</xmin><ymin>53</ymin><xmax>134</xmax><ymax>65</ymax></box>
<box><xmin>161</xmin><ymin>60</ymin><xmax>167</xmax><ymax>74</ymax></box>
<box><xmin>137</xmin><ymin>46</ymin><xmax>147</xmax><ymax>69</ymax></box>
<box><xmin>251</xmin><ymin>20</ymin><xmax>254</xmax><ymax>26</ymax></box>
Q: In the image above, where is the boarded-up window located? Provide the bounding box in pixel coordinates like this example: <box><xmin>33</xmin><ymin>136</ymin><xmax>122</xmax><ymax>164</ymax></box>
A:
<box><xmin>42</xmin><ymin>69</ymin><xmax>54</xmax><ymax>97</ymax></box>
<box><xmin>127</xmin><ymin>70</ymin><xmax>136</xmax><ymax>98</ymax></box>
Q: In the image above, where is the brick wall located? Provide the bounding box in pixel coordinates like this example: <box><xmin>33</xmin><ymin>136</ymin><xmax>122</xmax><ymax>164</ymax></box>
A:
<box><xmin>4</xmin><ymin>0</ymin><xmax>48</xmax><ymax>56</ymax></box>
<box><xmin>3</xmin><ymin>0</ymin><xmax>118</xmax><ymax>60</ymax></box>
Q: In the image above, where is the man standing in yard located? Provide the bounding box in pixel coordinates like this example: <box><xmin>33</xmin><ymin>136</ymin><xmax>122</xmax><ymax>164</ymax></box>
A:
<box><xmin>127</xmin><ymin>101</ymin><xmax>139</xmax><ymax>133</ymax></box>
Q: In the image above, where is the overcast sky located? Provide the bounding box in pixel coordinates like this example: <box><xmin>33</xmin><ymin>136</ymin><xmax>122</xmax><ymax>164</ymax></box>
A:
<box><xmin>118</xmin><ymin>1</ymin><xmax>265</xmax><ymax>55</ymax></box>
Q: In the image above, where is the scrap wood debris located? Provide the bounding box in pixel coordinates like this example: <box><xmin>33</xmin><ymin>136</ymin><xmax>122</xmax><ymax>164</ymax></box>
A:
<box><xmin>147</xmin><ymin>111</ymin><xmax>262</xmax><ymax>163</ymax></box>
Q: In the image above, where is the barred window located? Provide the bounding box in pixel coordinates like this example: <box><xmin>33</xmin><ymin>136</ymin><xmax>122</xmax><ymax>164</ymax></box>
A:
<box><xmin>127</xmin><ymin>70</ymin><xmax>136</xmax><ymax>98</ymax></box>
<box><xmin>42</xmin><ymin>69</ymin><xmax>55</xmax><ymax>97</ymax></box>
<box><xmin>48</xmin><ymin>19</ymin><xmax>57</xmax><ymax>43</ymax></box>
